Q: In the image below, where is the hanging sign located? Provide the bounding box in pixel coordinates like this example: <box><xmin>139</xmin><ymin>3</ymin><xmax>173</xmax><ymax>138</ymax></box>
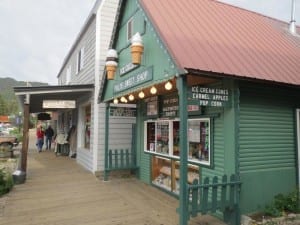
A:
<box><xmin>114</xmin><ymin>66</ymin><xmax>153</xmax><ymax>93</ymax></box>
<box><xmin>188</xmin><ymin>86</ymin><xmax>231</xmax><ymax>107</ymax></box>
<box><xmin>160</xmin><ymin>94</ymin><xmax>179</xmax><ymax>117</ymax></box>
<box><xmin>110</xmin><ymin>107</ymin><xmax>136</xmax><ymax>117</ymax></box>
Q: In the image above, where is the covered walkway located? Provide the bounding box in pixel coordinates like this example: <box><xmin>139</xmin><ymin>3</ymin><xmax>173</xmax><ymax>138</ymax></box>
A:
<box><xmin>0</xmin><ymin>131</ymin><xmax>224</xmax><ymax>225</ymax></box>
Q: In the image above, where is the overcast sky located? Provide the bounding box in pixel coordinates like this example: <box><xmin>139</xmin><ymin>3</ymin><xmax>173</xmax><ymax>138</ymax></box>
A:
<box><xmin>0</xmin><ymin>0</ymin><xmax>299</xmax><ymax>85</ymax></box>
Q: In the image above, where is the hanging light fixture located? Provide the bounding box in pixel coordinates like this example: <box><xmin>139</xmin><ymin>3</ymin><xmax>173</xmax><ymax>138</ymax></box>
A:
<box><xmin>138</xmin><ymin>91</ymin><xmax>145</xmax><ymax>99</ymax></box>
<box><xmin>150</xmin><ymin>86</ymin><xmax>157</xmax><ymax>95</ymax></box>
<box><xmin>165</xmin><ymin>81</ymin><xmax>173</xmax><ymax>91</ymax></box>
<box><xmin>128</xmin><ymin>94</ymin><xmax>135</xmax><ymax>101</ymax></box>
<box><xmin>113</xmin><ymin>98</ymin><xmax>119</xmax><ymax>104</ymax></box>
<box><xmin>120</xmin><ymin>96</ymin><xmax>127</xmax><ymax>103</ymax></box>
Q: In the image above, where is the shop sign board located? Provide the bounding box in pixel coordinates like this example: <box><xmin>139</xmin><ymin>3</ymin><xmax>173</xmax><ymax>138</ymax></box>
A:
<box><xmin>119</xmin><ymin>63</ymin><xmax>138</xmax><ymax>76</ymax></box>
<box><xmin>110</xmin><ymin>106</ymin><xmax>136</xmax><ymax>117</ymax></box>
<box><xmin>114</xmin><ymin>66</ymin><xmax>153</xmax><ymax>93</ymax></box>
<box><xmin>188</xmin><ymin>86</ymin><xmax>231</xmax><ymax>107</ymax></box>
<box><xmin>161</xmin><ymin>94</ymin><xmax>179</xmax><ymax>117</ymax></box>
<box><xmin>43</xmin><ymin>100</ymin><xmax>76</xmax><ymax>109</ymax></box>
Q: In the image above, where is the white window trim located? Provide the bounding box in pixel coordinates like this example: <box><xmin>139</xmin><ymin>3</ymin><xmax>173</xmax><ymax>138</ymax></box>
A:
<box><xmin>127</xmin><ymin>18</ymin><xmax>133</xmax><ymax>41</ymax></box>
<box><xmin>76</xmin><ymin>47</ymin><xmax>85</xmax><ymax>74</ymax></box>
<box><xmin>144</xmin><ymin>118</ymin><xmax>211</xmax><ymax>166</ymax></box>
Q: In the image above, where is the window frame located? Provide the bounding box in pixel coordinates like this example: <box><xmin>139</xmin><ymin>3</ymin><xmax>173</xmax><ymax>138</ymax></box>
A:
<box><xmin>76</xmin><ymin>47</ymin><xmax>85</xmax><ymax>74</ymax></box>
<box><xmin>127</xmin><ymin>18</ymin><xmax>133</xmax><ymax>41</ymax></box>
<box><xmin>144</xmin><ymin>118</ymin><xmax>213</xmax><ymax>167</ymax></box>
<box><xmin>187</xmin><ymin>118</ymin><xmax>211</xmax><ymax>166</ymax></box>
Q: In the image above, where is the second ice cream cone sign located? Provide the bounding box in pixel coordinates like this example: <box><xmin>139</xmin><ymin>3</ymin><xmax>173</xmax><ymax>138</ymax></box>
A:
<box><xmin>131</xmin><ymin>32</ymin><xmax>144</xmax><ymax>65</ymax></box>
<box><xmin>105</xmin><ymin>49</ymin><xmax>118</xmax><ymax>80</ymax></box>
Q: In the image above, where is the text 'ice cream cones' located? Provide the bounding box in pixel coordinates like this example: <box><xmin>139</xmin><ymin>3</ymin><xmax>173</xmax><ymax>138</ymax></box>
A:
<box><xmin>105</xmin><ymin>49</ymin><xmax>118</xmax><ymax>80</ymax></box>
<box><xmin>131</xmin><ymin>32</ymin><xmax>144</xmax><ymax>65</ymax></box>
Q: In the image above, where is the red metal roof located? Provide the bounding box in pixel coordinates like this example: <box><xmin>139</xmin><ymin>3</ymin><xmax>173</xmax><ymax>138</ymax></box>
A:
<box><xmin>140</xmin><ymin>0</ymin><xmax>300</xmax><ymax>86</ymax></box>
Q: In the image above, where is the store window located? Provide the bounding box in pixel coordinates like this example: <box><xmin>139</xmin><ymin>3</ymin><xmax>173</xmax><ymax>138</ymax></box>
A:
<box><xmin>84</xmin><ymin>104</ymin><xmax>91</xmax><ymax>149</ymax></box>
<box><xmin>145</xmin><ymin>118</ymin><xmax>211</xmax><ymax>166</ymax></box>
<box><xmin>188</xmin><ymin>118</ymin><xmax>211</xmax><ymax>166</ymax></box>
<box><xmin>145</xmin><ymin>120</ymin><xmax>179</xmax><ymax>157</ymax></box>
<box><xmin>152</xmin><ymin>157</ymin><xmax>199</xmax><ymax>194</ymax></box>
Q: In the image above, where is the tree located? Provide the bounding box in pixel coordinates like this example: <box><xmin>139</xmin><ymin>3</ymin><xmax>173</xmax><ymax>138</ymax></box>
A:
<box><xmin>0</xmin><ymin>95</ymin><xmax>8</xmax><ymax>115</ymax></box>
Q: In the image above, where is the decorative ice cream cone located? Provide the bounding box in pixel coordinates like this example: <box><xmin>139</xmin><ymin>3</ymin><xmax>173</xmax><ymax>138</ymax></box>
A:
<box><xmin>105</xmin><ymin>49</ymin><xmax>118</xmax><ymax>80</ymax></box>
<box><xmin>131</xmin><ymin>45</ymin><xmax>144</xmax><ymax>65</ymax></box>
<box><xmin>105</xmin><ymin>61</ymin><xmax>117</xmax><ymax>80</ymax></box>
<box><xmin>130</xmin><ymin>32</ymin><xmax>144</xmax><ymax>65</ymax></box>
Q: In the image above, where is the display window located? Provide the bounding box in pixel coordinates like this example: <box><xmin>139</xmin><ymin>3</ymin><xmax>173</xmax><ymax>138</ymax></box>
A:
<box><xmin>188</xmin><ymin>118</ymin><xmax>211</xmax><ymax>166</ymax></box>
<box><xmin>151</xmin><ymin>156</ymin><xmax>199</xmax><ymax>193</ymax></box>
<box><xmin>144</xmin><ymin>120</ymin><xmax>179</xmax><ymax>157</ymax></box>
<box><xmin>145</xmin><ymin>118</ymin><xmax>211</xmax><ymax>166</ymax></box>
<box><xmin>84</xmin><ymin>104</ymin><xmax>91</xmax><ymax>149</ymax></box>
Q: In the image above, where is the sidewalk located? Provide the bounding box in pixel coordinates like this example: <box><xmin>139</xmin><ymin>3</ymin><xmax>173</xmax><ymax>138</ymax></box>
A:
<box><xmin>0</xmin><ymin>130</ymin><xmax>225</xmax><ymax>225</ymax></box>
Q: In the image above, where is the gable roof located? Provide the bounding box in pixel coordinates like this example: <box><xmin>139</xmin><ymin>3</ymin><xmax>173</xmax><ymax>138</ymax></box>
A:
<box><xmin>140</xmin><ymin>0</ymin><xmax>300</xmax><ymax>86</ymax></box>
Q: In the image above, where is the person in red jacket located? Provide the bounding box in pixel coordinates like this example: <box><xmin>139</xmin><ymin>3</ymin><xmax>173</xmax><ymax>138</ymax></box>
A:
<box><xmin>36</xmin><ymin>125</ymin><xmax>45</xmax><ymax>152</ymax></box>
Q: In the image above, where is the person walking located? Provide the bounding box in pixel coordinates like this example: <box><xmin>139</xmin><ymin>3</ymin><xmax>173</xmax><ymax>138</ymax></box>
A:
<box><xmin>36</xmin><ymin>125</ymin><xmax>44</xmax><ymax>152</ymax></box>
<box><xmin>45</xmin><ymin>125</ymin><xmax>54</xmax><ymax>150</ymax></box>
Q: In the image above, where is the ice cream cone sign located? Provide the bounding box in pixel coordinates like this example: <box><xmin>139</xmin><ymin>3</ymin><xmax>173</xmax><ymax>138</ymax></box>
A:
<box><xmin>131</xmin><ymin>32</ymin><xmax>144</xmax><ymax>65</ymax></box>
<box><xmin>105</xmin><ymin>49</ymin><xmax>118</xmax><ymax>80</ymax></box>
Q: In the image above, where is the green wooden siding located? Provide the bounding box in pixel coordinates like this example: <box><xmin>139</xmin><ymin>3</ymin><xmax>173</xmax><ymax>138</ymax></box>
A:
<box><xmin>202</xmin><ymin>108</ymin><xmax>225</xmax><ymax>178</ymax></box>
<box><xmin>239</xmin><ymin>82</ymin><xmax>298</xmax><ymax>213</ymax></box>
<box><xmin>103</xmin><ymin>0</ymin><xmax>180</xmax><ymax>101</ymax></box>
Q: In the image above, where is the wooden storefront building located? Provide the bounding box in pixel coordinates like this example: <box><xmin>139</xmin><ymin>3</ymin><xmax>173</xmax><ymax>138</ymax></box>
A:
<box><xmin>100</xmin><ymin>0</ymin><xmax>300</xmax><ymax>224</ymax></box>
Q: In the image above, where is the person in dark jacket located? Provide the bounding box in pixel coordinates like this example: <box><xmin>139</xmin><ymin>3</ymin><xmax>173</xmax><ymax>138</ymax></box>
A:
<box><xmin>45</xmin><ymin>125</ymin><xmax>54</xmax><ymax>150</ymax></box>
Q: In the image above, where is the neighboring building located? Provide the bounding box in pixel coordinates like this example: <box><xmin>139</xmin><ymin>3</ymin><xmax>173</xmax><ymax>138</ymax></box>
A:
<box><xmin>55</xmin><ymin>0</ymin><xmax>135</xmax><ymax>173</ymax></box>
<box><xmin>100</xmin><ymin>0</ymin><xmax>300</xmax><ymax>222</ymax></box>
<box><xmin>14</xmin><ymin>0</ymin><xmax>135</xmax><ymax>175</ymax></box>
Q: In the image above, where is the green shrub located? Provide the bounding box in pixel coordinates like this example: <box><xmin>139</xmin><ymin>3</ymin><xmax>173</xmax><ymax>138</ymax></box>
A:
<box><xmin>0</xmin><ymin>168</ymin><xmax>14</xmax><ymax>196</ymax></box>
<box><xmin>264</xmin><ymin>189</ymin><xmax>300</xmax><ymax>217</ymax></box>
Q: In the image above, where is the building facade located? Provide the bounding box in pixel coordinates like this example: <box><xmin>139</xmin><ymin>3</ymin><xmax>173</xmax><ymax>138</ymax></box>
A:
<box><xmin>101</xmin><ymin>0</ymin><xmax>300</xmax><ymax>221</ymax></box>
<box><xmin>56</xmin><ymin>0</ymin><xmax>135</xmax><ymax>173</ymax></box>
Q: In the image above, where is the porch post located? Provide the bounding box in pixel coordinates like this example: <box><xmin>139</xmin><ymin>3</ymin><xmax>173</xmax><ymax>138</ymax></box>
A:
<box><xmin>178</xmin><ymin>75</ymin><xmax>188</xmax><ymax>225</ymax></box>
<box><xmin>21</xmin><ymin>103</ymin><xmax>29</xmax><ymax>173</ymax></box>
<box><xmin>104</xmin><ymin>103</ymin><xmax>110</xmax><ymax>181</ymax></box>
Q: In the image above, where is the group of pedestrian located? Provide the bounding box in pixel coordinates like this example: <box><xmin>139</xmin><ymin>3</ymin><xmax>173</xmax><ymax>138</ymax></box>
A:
<box><xmin>36</xmin><ymin>125</ymin><xmax>55</xmax><ymax>152</ymax></box>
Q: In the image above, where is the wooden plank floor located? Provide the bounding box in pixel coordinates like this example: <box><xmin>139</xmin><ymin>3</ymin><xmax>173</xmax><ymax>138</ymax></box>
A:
<box><xmin>0</xmin><ymin>135</ymin><xmax>225</xmax><ymax>225</ymax></box>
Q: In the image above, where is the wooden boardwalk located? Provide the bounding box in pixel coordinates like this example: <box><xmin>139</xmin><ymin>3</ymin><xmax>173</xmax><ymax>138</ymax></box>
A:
<box><xmin>0</xmin><ymin>146</ymin><xmax>225</xmax><ymax>225</ymax></box>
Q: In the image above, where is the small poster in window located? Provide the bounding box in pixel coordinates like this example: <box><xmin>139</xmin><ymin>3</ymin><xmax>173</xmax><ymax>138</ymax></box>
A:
<box><xmin>150</xmin><ymin>143</ymin><xmax>155</xmax><ymax>151</ymax></box>
<box><xmin>146</xmin><ymin>96</ymin><xmax>158</xmax><ymax>116</ymax></box>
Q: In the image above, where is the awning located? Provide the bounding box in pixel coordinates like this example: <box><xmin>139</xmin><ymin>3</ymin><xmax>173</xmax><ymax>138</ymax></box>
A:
<box><xmin>14</xmin><ymin>84</ymin><xmax>94</xmax><ymax>113</ymax></box>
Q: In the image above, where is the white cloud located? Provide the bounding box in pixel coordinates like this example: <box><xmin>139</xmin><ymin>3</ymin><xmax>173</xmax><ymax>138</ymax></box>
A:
<box><xmin>219</xmin><ymin>0</ymin><xmax>300</xmax><ymax>25</ymax></box>
<box><xmin>0</xmin><ymin>0</ymin><xmax>96</xmax><ymax>84</ymax></box>
<box><xmin>0</xmin><ymin>0</ymin><xmax>299</xmax><ymax>85</ymax></box>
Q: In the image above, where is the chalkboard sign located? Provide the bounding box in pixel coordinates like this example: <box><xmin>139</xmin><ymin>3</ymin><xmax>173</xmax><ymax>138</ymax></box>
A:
<box><xmin>160</xmin><ymin>93</ymin><xmax>179</xmax><ymax>118</ymax></box>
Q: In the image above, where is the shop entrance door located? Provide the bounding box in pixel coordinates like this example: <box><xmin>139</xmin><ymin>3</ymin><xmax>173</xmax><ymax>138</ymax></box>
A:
<box><xmin>297</xmin><ymin>109</ymin><xmax>300</xmax><ymax>187</ymax></box>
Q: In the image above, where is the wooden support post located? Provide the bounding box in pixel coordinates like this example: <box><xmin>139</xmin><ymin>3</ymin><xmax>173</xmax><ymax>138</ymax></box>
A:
<box><xmin>21</xmin><ymin>103</ymin><xmax>29</xmax><ymax>173</ymax></box>
<box><xmin>177</xmin><ymin>75</ymin><xmax>188</xmax><ymax>225</ymax></box>
<box><xmin>104</xmin><ymin>103</ymin><xmax>110</xmax><ymax>181</ymax></box>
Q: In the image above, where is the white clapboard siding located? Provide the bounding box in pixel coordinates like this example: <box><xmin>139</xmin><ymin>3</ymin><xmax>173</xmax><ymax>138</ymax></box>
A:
<box><xmin>72</xmin><ymin>18</ymin><xmax>96</xmax><ymax>84</ymax></box>
<box><xmin>97</xmin><ymin>116</ymin><xmax>136</xmax><ymax>171</ymax></box>
<box><xmin>77</xmin><ymin>147</ymin><xmax>93</xmax><ymax>172</ymax></box>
